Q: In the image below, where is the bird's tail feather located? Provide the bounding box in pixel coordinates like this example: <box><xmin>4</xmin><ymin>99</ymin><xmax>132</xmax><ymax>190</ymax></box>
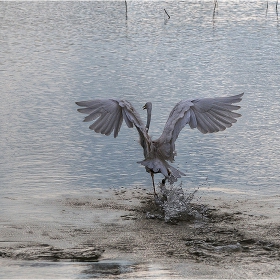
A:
<box><xmin>167</xmin><ymin>165</ymin><xmax>185</xmax><ymax>184</ymax></box>
<box><xmin>137</xmin><ymin>158</ymin><xmax>185</xmax><ymax>184</ymax></box>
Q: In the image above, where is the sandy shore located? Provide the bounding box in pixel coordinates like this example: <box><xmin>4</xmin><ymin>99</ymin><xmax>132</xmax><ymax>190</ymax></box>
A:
<box><xmin>1</xmin><ymin>186</ymin><xmax>280</xmax><ymax>278</ymax></box>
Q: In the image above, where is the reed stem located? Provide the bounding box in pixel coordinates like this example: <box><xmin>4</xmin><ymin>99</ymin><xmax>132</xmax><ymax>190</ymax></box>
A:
<box><xmin>164</xmin><ymin>9</ymin><xmax>170</xmax><ymax>19</ymax></box>
<box><xmin>125</xmin><ymin>0</ymin><xmax>128</xmax><ymax>20</ymax></box>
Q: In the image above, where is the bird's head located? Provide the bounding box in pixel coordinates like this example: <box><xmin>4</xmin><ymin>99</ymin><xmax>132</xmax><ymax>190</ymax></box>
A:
<box><xmin>143</xmin><ymin>102</ymin><xmax>152</xmax><ymax>111</ymax></box>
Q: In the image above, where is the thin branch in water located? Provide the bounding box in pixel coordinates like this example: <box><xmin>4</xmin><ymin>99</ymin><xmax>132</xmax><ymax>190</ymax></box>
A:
<box><xmin>213</xmin><ymin>0</ymin><xmax>218</xmax><ymax>20</ymax></box>
<box><xmin>214</xmin><ymin>0</ymin><xmax>218</xmax><ymax>10</ymax></box>
<box><xmin>266</xmin><ymin>1</ymin><xmax>268</xmax><ymax>16</ymax></box>
<box><xmin>164</xmin><ymin>9</ymin><xmax>170</xmax><ymax>19</ymax></box>
<box><xmin>125</xmin><ymin>0</ymin><xmax>128</xmax><ymax>20</ymax></box>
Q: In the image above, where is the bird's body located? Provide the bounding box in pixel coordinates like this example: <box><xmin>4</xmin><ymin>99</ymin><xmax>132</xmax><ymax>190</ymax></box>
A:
<box><xmin>76</xmin><ymin>93</ymin><xmax>243</xmax><ymax>194</ymax></box>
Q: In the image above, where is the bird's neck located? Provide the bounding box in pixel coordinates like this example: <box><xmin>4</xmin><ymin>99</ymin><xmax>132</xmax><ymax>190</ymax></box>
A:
<box><xmin>146</xmin><ymin>107</ymin><xmax>152</xmax><ymax>131</ymax></box>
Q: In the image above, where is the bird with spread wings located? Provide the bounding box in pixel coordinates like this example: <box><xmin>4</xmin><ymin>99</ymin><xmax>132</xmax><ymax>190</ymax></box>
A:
<box><xmin>76</xmin><ymin>93</ymin><xmax>243</xmax><ymax>195</ymax></box>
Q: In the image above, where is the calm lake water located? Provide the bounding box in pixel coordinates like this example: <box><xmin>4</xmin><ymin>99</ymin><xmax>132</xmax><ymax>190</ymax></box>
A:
<box><xmin>0</xmin><ymin>1</ymin><xmax>280</xmax><ymax>278</ymax></box>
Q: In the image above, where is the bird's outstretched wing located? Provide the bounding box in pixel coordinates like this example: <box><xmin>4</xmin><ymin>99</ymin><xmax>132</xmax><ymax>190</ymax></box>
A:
<box><xmin>76</xmin><ymin>99</ymin><xmax>147</xmax><ymax>138</ymax></box>
<box><xmin>156</xmin><ymin>93</ymin><xmax>244</xmax><ymax>162</ymax></box>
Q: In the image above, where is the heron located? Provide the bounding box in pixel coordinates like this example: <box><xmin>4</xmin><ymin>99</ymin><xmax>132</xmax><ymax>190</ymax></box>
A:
<box><xmin>76</xmin><ymin>93</ymin><xmax>243</xmax><ymax>195</ymax></box>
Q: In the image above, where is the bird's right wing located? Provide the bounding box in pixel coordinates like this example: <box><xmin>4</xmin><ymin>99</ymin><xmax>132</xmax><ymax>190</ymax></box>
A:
<box><xmin>189</xmin><ymin>92</ymin><xmax>243</xmax><ymax>134</ymax></box>
<box><xmin>76</xmin><ymin>99</ymin><xmax>147</xmax><ymax>138</ymax></box>
<box><xmin>156</xmin><ymin>93</ymin><xmax>243</xmax><ymax>161</ymax></box>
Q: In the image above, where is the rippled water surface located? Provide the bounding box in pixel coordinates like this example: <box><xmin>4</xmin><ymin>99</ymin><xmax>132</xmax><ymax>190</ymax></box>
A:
<box><xmin>0</xmin><ymin>1</ymin><xmax>280</xmax><ymax>278</ymax></box>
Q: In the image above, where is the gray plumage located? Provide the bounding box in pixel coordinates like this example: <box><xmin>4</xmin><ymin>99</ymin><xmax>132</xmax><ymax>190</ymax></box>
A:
<box><xmin>76</xmin><ymin>93</ymin><xmax>243</xmax><ymax>194</ymax></box>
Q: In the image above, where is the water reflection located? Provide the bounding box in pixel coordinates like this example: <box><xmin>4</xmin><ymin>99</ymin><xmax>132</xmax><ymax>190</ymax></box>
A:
<box><xmin>0</xmin><ymin>259</ymin><xmax>176</xmax><ymax>279</ymax></box>
<box><xmin>81</xmin><ymin>260</ymin><xmax>134</xmax><ymax>278</ymax></box>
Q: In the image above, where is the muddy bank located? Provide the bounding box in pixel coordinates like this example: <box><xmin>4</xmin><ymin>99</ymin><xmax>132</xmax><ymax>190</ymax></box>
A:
<box><xmin>0</xmin><ymin>243</ymin><xmax>103</xmax><ymax>261</ymax></box>
<box><xmin>1</xmin><ymin>186</ymin><xmax>280</xmax><ymax>278</ymax></box>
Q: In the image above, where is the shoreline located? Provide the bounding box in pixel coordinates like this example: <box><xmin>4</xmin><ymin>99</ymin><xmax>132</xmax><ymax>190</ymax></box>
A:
<box><xmin>1</xmin><ymin>186</ymin><xmax>280</xmax><ymax>278</ymax></box>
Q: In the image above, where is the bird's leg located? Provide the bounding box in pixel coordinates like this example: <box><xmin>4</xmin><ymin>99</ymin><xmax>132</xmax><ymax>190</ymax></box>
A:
<box><xmin>167</xmin><ymin>168</ymin><xmax>171</xmax><ymax>177</ymax></box>
<box><xmin>150</xmin><ymin>172</ymin><xmax>157</xmax><ymax>196</ymax></box>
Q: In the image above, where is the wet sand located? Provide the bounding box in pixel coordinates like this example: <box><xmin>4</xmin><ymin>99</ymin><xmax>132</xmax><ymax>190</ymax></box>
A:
<box><xmin>1</xmin><ymin>186</ymin><xmax>280</xmax><ymax>278</ymax></box>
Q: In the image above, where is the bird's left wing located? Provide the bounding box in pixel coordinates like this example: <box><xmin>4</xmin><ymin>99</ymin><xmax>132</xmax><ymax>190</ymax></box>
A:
<box><xmin>156</xmin><ymin>93</ymin><xmax>243</xmax><ymax>162</ymax></box>
<box><xmin>76</xmin><ymin>99</ymin><xmax>147</xmax><ymax>138</ymax></box>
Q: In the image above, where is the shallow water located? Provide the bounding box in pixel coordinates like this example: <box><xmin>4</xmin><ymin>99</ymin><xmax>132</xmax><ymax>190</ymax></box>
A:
<box><xmin>1</xmin><ymin>1</ymin><xmax>280</xmax><ymax>278</ymax></box>
<box><xmin>0</xmin><ymin>259</ymin><xmax>176</xmax><ymax>279</ymax></box>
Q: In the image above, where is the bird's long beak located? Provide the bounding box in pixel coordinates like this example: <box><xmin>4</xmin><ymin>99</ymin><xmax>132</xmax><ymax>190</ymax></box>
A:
<box><xmin>143</xmin><ymin>104</ymin><xmax>146</xmax><ymax>110</ymax></box>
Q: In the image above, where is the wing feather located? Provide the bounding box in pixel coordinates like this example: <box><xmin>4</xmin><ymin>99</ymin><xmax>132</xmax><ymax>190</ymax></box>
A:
<box><xmin>76</xmin><ymin>99</ymin><xmax>146</xmax><ymax>140</ymax></box>
<box><xmin>190</xmin><ymin>93</ymin><xmax>243</xmax><ymax>135</ymax></box>
<box><xmin>211</xmin><ymin>108</ymin><xmax>241</xmax><ymax>119</ymax></box>
<box><xmin>204</xmin><ymin>112</ymin><xmax>227</xmax><ymax>131</ymax></box>
<box><xmin>209</xmin><ymin>110</ymin><xmax>237</xmax><ymax>126</ymax></box>
<box><xmin>195</xmin><ymin>110</ymin><xmax>217</xmax><ymax>133</ymax></box>
<box><xmin>156</xmin><ymin>100</ymin><xmax>193</xmax><ymax>161</ymax></box>
<box><xmin>122</xmin><ymin>109</ymin><xmax>134</xmax><ymax>128</ymax></box>
<box><xmin>156</xmin><ymin>93</ymin><xmax>243</xmax><ymax>161</ymax></box>
<box><xmin>114</xmin><ymin>109</ymin><xmax>123</xmax><ymax>138</ymax></box>
<box><xmin>211</xmin><ymin>104</ymin><xmax>241</xmax><ymax>112</ymax></box>
<box><xmin>83</xmin><ymin>111</ymin><xmax>101</xmax><ymax>122</ymax></box>
<box><xmin>103</xmin><ymin>116</ymin><xmax>115</xmax><ymax>136</ymax></box>
<box><xmin>77</xmin><ymin>108</ymin><xmax>96</xmax><ymax>115</ymax></box>
<box><xmin>189</xmin><ymin>108</ymin><xmax>197</xmax><ymax>129</ymax></box>
<box><xmin>90</xmin><ymin>112</ymin><xmax>111</xmax><ymax>133</ymax></box>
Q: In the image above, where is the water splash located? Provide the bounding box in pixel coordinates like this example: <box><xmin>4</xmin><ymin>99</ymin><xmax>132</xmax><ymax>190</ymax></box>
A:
<box><xmin>153</xmin><ymin>181</ymin><xmax>206</xmax><ymax>223</ymax></box>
